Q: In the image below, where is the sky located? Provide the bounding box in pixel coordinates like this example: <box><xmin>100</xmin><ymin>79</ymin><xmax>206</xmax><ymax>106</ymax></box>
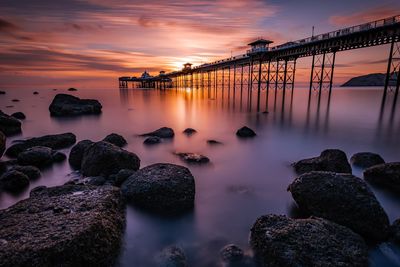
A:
<box><xmin>0</xmin><ymin>0</ymin><xmax>399</xmax><ymax>89</ymax></box>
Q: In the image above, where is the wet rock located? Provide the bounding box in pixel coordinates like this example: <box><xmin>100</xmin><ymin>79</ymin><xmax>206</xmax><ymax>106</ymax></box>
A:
<box><xmin>390</xmin><ymin>219</ymin><xmax>400</xmax><ymax>244</ymax></box>
<box><xmin>250</xmin><ymin>214</ymin><xmax>368</xmax><ymax>267</ymax></box>
<box><xmin>143</xmin><ymin>136</ymin><xmax>162</xmax><ymax>145</ymax></box>
<box><xmin>0</xmin><ymin>90</ymin><xmax>5</xmax><ymax>94</ymax></box>
<box><xmin>66</xmin><ymin>176</ymin><xmax>107</xmax><ymax>186</ymax></box>
<box><xmin>102</xmin><ymin>133</ymin><xmax>127</xmax><ymax>147</ymax></box>
<box><xmin>292</xmin><ymin>149</ymin><xmax>352</xmax><ymax>175</ymax></box>
<box><xmin>11</xmin><ymin>112</ymin><xmax>26</xmax><ymax>120</ymax></box>
<box><xmin>33</xmin><ymin>91</ymin><xmax>39</xmax><ymax>95</ymax></box>
<box><xmin>121</xmin><ymin>163</ymin><xmax>195</xmax><ymax>214</ymax></box>
<box><xmin>207</xmin><ymin>139</ymin><xmax>223</xmax><ymax>145</ymax></box>
<box><xmin>183</xmin><ymin>128</ymin><xmax>197</xmax><ymax>136</ymax></box>
<box><xmin>17</xmin><ymin>146</ymin><xmax>66</xmax><ymax>168</ymax></box>
<box><xmin>11</xmin><ymin>99</ymin><xmax>19</xmax><ymax>102</ymax></box>
<box><xmin>288</xmin><ymin>171</ymin><xmax>390</xmax><ymax>241</ymax></box>
<box><xmin>81</xmin><ymin>141</ymin><xmax>140</xmax><ymax>177</ymax></box>
<box><xmin>351</xmin><ymin>152</ymin><xmax>385</xmax><ymax>168</ymax></box>
<box><xmin>364</xmin><ymin>162</ymin><xmax>400</xmax><ymax>194</ymax></box>
<box><xmin>49</xmin><ymin>94</ymin><xmax>102</xmax><ymax>116</ymax></box>
<box><xmin>6</xmin><ymin>132</ymin><xmax>76</xmax><ymax>157</ymax></box>
<box><xmin>157</xmin><ymin>246</ymin><xmax>187</xmax><ymax>267</ymax></box>
<box><xmin>220</xmin><ymin>244</ymin><xmax>244</xmax><ymax>264</ymax></box>
<box><xmin>109</xmin><ymin>169</ymin><xmax>136</xmax><ymax>187</ymax></box>
<box><xmin>68</xmin><ymin>139</ymin><xmax>94</xmax><ymax>169</ymax></box>
<box><xmin>140</xmin><ymin>127</ymin><xmax>174</xmax><ymax>138</ymax></box>
<box><xmin>0</xmin><ymin>185</ymin><xmax>125</xmax><ymax>267</ymax></box>
<box><xmin>68</xmin><ymin>87</ymin><xmax>78</xmax><ymax>91</ymax></box>
<box><xmin>9</xmin><ymin>165</ymin><xmax>41</xmax><ymax>180</ymax></box>
<box><xmin>175</xmin><ymin>152</ymin><xmax>210</xmax><ymax>164</ymax></box>
<box><xmin>0</xmin><ymin>110</ymin><xmax>22</xmax><ymax>136</ymax></box>
<box><xmin>0</xmin><ymin>170</ymin><xmax>30</xmax><ymax>192</ymax></box>
<box><xmin>0</xmin><ymin>131</ymin><xmax>5</xmax><ymax>157</ymax></box>
<box><xmin>236</xmin><ymin>126</ymin><xmax>256</xmax><ymax>138</ymax></box>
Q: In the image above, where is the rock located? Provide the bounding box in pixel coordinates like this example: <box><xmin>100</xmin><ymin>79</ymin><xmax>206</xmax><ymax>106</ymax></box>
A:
<box><xmin>5</xmin><ymin>132</ymin><xmax>76</xmax><ymax>157</ymax></box>
<box><xmin>66</xmin><ymin>176</ymin><xmax>107</xmax><ymax>186</ymax></box>
<box><xmin>207</xmin><ymin>139</ymin><xmax>223</xmax><ymax>145</ymax></box>
<box><xmin>140</xmin><ymin>127</ymin><xmax>175</xmax><ymax>138</ymax></box>
<box><xmin>0</xmin><ymin>90</ymin><xmax>5</xmax><ymax>94</ymax></box>
<box><xmin>102</xmin><ymin>133</ymin><xmax>127</xmax><ymax>147</ymax></box>
<box><xmin>183</xmin><ymin>128</ymin><xmax>197</xmax><ymax>136</ymax></box>
<box><xmin>292</xmin><ymin>149</ymin><xmax>352</xmax><ymax>175</ymax></box>
<box><xmin>0</xmin><ymin>110</ymin><xmax>22</xmax><ymax>136</ymax></box>
<box><xmin>11</xmin><ymin>99</ymin><xmax>19</xmax><ymax>102</ymax></box>
<box><xmin>68</xmin><ymin>140</ymin><xmax>94</xmax><ymax>169</ymax></box>
<box><xmin>109</xmin><ymin>169</ymin><xmax>136</xmax><ymax>187</ymax></box>
<box><xmin>236</xmin><ymin>126</ymin><xmax>256</xmax><ymax>138</ymax></box>
<box><xmin>364</xmin><ymin>162</ymin><xmax>400</xmax><ymax>194</ymax></box>
<box><xmin>342</xmin><ymin>73</ymin><xmax>386</xmax><ymax>87</ymax></box>
<box><xmin>0</xmin><ymin>131</ymin><xmax>5</xmax><ymax>157</ymax></box>
<box><xmin>17</xmin><ymin>146</ymin><xmax>66</xmax><ymax>168</ymax></box>
<box><xmin>0</xmin><ymin>162</ymin><xmax>6</xmax><ymax>176</ymax></box>
<box><xmin>350</xmin><ymin>152</ymin><xmax>385</xmax><ymax>168</ymax></box>
<box><xmin>250</xmin><ymin>214</ymin><xmax>368</xmax><ymax>267</ymax></box>
<box><xmin>49</xmin><ymin>94</ymin><xmax>102</xmax><ymax>117</ymax></box>
<box><xmin>11</xmin><ymin>112</ymin><xmax>26</xmax><ymax>120</ymax></box>
<box><xmin>121</xmin><ymin>163</ymin><xmax>195</xmax><ymax>214</ymax></box>
<box><xmin>175</xmin><ymin>152</ymin><xmax>210</xmax><ymax>164</ymax></box>
<box><xmin>0</xmin><ymin>185</ymin><xmax>125</xmax><ymax>267</ymax></box>
<box><xmin>9</xmin><ymin>165</ymin><xmax>41</xmax><ymax>180</ymax></box>
<box><xmin>220</xmin><ymin>244</ymin><xmax>244</xmax><ymax>263</ymax></box>
<box><xmin>33</xmin><ymin>91</ymin><xmax>39</xmax><ymax>95</ymax></box>
<box><xmin>157</xmin><ymin>246</ymin><xmax>187</xmax><ymax>267</ymax></box>
<box><xmin>288</xmin><ymin>171</ymin><xmax>390</xmax><ymax>241</ymax></box>
<box><xmin>390</xmin><ymin>219</ymin><xmax>400</xmax><ymax>244</ymax></box>
<box><xmin>68</xmin><ymin>87</ymin><xmax>78</xmax><ymax>91</ymax></box>
<box><xmin>143</xmin><ymin>136</ymin><xmax>161</xmax><ymax>145</ymax></box>
<box><xmin>81</xmin><ymin>141</ymin><xmax>140</xmax><ymax>177</ymax></box>
<box><xmin>0</xmin><ymin>170</ymin><xmax>30</xmax><ymax>192</ymax></box>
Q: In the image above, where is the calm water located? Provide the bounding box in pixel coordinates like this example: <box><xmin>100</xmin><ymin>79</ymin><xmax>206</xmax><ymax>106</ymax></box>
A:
<box><xmin>0</xmin><ymin>86</ymin><xmax>400</xmax><ymax>266</ymax></box>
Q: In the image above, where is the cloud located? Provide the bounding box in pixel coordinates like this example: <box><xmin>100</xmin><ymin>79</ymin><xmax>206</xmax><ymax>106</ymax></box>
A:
<box><xmin>0</xmin><ymin>18</ymin><xmax>18</xmax><ymax>31</ymax></box>
<box><xmin>329</xmin><ymin>6</ymin><xmax>400</xmax><ymax>26</ymax></box>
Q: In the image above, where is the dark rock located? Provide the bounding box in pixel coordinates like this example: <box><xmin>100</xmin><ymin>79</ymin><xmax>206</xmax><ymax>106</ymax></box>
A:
<box><xmin>342</xmin><ymin>73</ymin><xmax>386</xmax><ymax>87</ymax></box>
<box><xmin>143</xmin><ymin>136</ymin><xmax>161</xmax><ymax>145</ymax></box>
<box><xmin>175</xmin><ymin>152</ymin><xmax>210</xmax><ymax>164</ymax></box>
<box><xmin>33</xmin><ymin>91</ymin><xmax>39</xmax><ymax>95</ymax></box>
<box><xmin>0</xmin><ymin>170</ymin><xmax>29</xmax><ymax>192</ymax></box>
<box><xmin>364</xmin><ymin>162</ymin><xmax>400</xmax><ymax>194</ymax></box>
<box><xmin>183</xmin><ymin>128</ymin><xmax>197</xmax><ymax>136</ymax></box>
<box><xmin>0</xmin><ymin>162</ymin><xmax>6</xmax><ymax>175</ymax></box>
<box><xmin>207</xmin><ymin>139</ymin><xmax>223</xmax><ymax>145</ymax></box>
<box><xmin>49</xmin><ymin>94</ymin><xmax>102</xmax><ymax>116</ymax></box>
<box><xmin>103</xmin><ymin>133</ymin><xmax>127</xmax><ymax>147</ymax></box>
<box><xmin>390</xmin><ymin>219</ymin><xmax>400</xmax><ymax>244</ymax></box>
<box><xmin>11</xmin><ymin>112</ymin><xmax>26</xmax><ymax>120</ymax></box>
<box><xmin>157</xmin><ymin>246</ymin><xmax>187</xmax><ymax>267</ymax></box>
<box><xmin>220</xmin><ymin>244</ymin><xmax>244</xmax><ymax>263</ymax></box>
<box><xmin>288</xmin><ymin>171</ymin><xmax>390</xmax><ymax>241</ymax></box>
<box><xmin>140</xmin><ymin>127</ymin><xmax>174</xmax><ymax>138</ymax></box>
<box><xmin>11</xmin><ymin>99</ymin><xmax>19</xmax><ymax>102</ymax></box>
<box><xmin>68</xmin><ymin>140</ymin><xmax>94</xmax><ymax>169</ymax></box>
<box><xmin>0</xmin><ymin>131</ymin><xmax>5</xmax><ymax>157</ymax></box>
<box><xmin>121</xmin><ymin>163</ymin><xmax>195</xmax><ymax>214</ymax></box>
<box><xmin>0</xmin><ymin>185</ymin><xmax>125</xmax><ymax>267</ymax></box>
<box><xmin>67</xmin><ymin>176</ymin><xmax>106</xmax><ymax>186</ymax></box>
<box><xmin>17</xmin><ymin>146</ymin><xmax>66</xmax><ymax>168</ymax></box>
<box><xmin>250</xmin><ymin>214</ymin><xmax>368</xmax><ymax>267</ymax></box>
<box><xmin>292</xmin><ymin>149</ymin><xmax>352</xmax><ymax>175</ymax></box>
<box><xmin>68</xmin><ymin>87</ymin><xmax>78</xmax><ymax>91</ymax></box>
<box><xmin>81</xmin><ymin>141</ymin><xmax>140</xmax><ymax>177</ymax></box>
<box><xmin>236</xmin><ymin>126</ymin><xmax>256</xmax><ymax>138</ymax></box>
<box><xmin>351</xmin><ymin>152</ymin><xmax>385</xmax><ymax>168</ymax></box>
<box><xmin>9</xmin><ymin>165</ymin><xmax>41</xmax><ymax>180</ymax></box>
<box><xmin>0</xmin><ymin>110</ymin><xmax>22</xmax><ymax>136</ymax></box>
<box><xmin>109</xmin><ymin>169</ymin><xmax>136</xmax><ymax>187</ymax></box>
<box><xmin>6</xmin><ymin>132</ymin><xmax>76</xmax><ymax>157</ymax></box>
<box><xmin>0</xmin><ymin>91</ymin><xmax>5</xmax><ymax>94</ymax></box>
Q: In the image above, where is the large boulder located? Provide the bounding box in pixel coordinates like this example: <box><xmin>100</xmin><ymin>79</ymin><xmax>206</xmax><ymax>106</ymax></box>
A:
<box><xmin>11</xmin><ymin>112</ymin><xmax>26</xmax><ymax>120</ymax></box>
<box><xmin>364</xmin><ymin>162</ymin><xmax>400</xmax><ymax>194</ymax></box>
<box><xmin>0</xmin><ymin>131</ymin><xmax>5</xmax><ymax>157</ymax></box>
<box><xmin>292</xmin><ymin>149</ymin><xmax>352</xmax><ymax>175</ymax></box>
<box><xmin>102</xmin><ymin>133</ymin><xmax>127</xmax><ymax>147</ymax></box>
<box><xmin>0</xmin><ymin>185</ymin><xmax>125</xmax><ymax>266</ymax></box>
<box><xmin>250</xmin><ymin>215</ymin><xmax>368</xmax><ymax>267</ymax></box>
<box><xmin>5</xmin><ymin>132</ymin><xmax>76</xmax><ymax>157</ymax></box>
<box><xmin>68</xmin><ymin>140</ymin><xmax>94</xmax><ymax>169</ymax></box>
<box><xmin>350</xmin><ymin>152</ymin><xmax>385</xmax><ymax>168</ymax></box>
<box><xmin>9</xmin><ymin>165</ymin><xmax>41</xmax><ymax>180</ymax></box>
<box><xmin>140</xmin><ymin>127</ymin><xmax>175</xmax><ymax>138</ymax></box>
<box><xmin>121</xmin><ymin>163</ymin><xmax>195</xmax><ymax>214</ymax></box>
<box><xmin>0</xmin><ymin>110</ymin><xmax>22</xmax><ymax>136</ymax></box>
<box><xmin>49</xmin><ymin>94</ymin><xmax>102</xmax><ymax>116</ymax></box>
<box><xmin>81</xmin><ymin>141</ymin><xmax>140</xmax><ymax>177</ymax></box>
<box><xmin>236</xmin><ymin>126</ymin><xmax>256</xmax><ymax>138</ymax></box>
<box><xmin>0</xmin><ymin>170</ymin><xmax>30</xmax><ymax>192</ymax></box>
<box><xmin>17</xmin><ymin>146</ymin><xmax>66</xmax><ymax>168</ymax></box>
<box><xmin>288</xmin><ymin>171</ymin><xmax>390</xmax><ymax>241</ymax></box>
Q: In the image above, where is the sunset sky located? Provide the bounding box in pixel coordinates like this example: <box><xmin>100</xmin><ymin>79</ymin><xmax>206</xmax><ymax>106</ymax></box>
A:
<box><xmin>0</xmin><ymin>0</ymin><xmax>399</xmax><ymax>89</ymax></box>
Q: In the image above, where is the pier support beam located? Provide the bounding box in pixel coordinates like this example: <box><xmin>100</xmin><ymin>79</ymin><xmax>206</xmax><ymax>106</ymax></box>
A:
<box><xmin>383</xmin><ymin>39</ymin><xmax>400</xmax><ymax>102</ymax></box>
<box><xmin>309</xmin><ymin>51</ymin><xmax>336</xmax><ymax>95</ymax></box>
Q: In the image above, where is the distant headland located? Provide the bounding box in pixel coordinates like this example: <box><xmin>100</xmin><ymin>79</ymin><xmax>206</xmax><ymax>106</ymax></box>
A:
<box><xmin>341</xmin><ymin>73</ymin><xmax>386</xmax><ymax>87</ymax></box>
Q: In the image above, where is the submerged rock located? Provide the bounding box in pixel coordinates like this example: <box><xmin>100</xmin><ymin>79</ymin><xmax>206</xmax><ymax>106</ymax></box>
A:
<box><xmin>11</xmin><ymin>112</ymin><xmax>26</xmax><ymax>120</ymax></box>
<box><xmin>250</xmin><ymin>214</ymin><xmax>368</xmax><ymax>267</ymax></box>
<box><xmin>81</xmin><ymin>141</ymin><xmax>140</xmax><ymax>177</ymax></box>
<box><xmin>68</xmin><ymin>87</ymin><xmax>78</xmax><ymax>91</ymax></box>
<box><xmin>364</xmin><ymin>162</ymin><xmax>400</xmax><ymax>194</ymax></box>
<box><xmin>49</xmin><ymin>94</ymin><xmax>102</xmax><ymax>116</ymax></box>
<box><xmin>157</xmin><ymin>246</ymin><xmax>187</xmax><ymax>267</ymax></box>
<box><xmin>0</xmin><ymin>131</ymin><xmax>5</xmax><ymax>157</ymax></box>
<box><xmin>207</xmin><ymin>139</ymin><xmax>223</xmax><ymax>145</ymax></box>
<box><xmin>0</xmin><ymin>185</ymin><xmax>125</xmax><ymax>267</ymax></box>
<box><xmin>351</xmin><ymin>152</ymin><xmax>385</xmax><ymax>168</ymax></box>
<box><xmin>183</xmin><ymin>128</ymin><xmax>197</xmax><ymax>136</ymax></box>
<box><xmin>143</xmin><ymin>136</ymin><xmax>162</xmax><ymax>145</ymax></box>
<box><xmin>236</xmin><ymin>126</ymin><xmax>256</xmax><ymax>138</ymax></box>
<box><xmin>121</xmin><ymin>163</ymin><xmax>195</xmax><ymax>214</ymax></box>
<box><xmin>288</xmin><ymin>171</ymin><xmax>390</xmax><ymax>241</ymax></box>
<box><xmin>9</xmin><ymin>165</ymin><xmax>41</xmax><ymax>180</ymax></box>
<box><xmin>391</xmin><ymin>219</ymin><xmax>400</xmax><ymax>244</ymax></box>
<box><xmin>0</xmin><ymin>170</ymin><xmax>30</xmax><ymax>192</ymax></box>
<box><xmin>17</xmin><ymin>146</ymin><xmax>66</xmax><ymax>168</ymax></box>
<box><xmin>68</xmin><ymin>139</ymin><xmax>94</xmax><ymax>169</ymax></box>
<box><xmin>140</xmin><ymin>127</ymin><xmax>175</xmax><ymax>138</ymax></box>
<box><xmin>292</xmin><ymin>149</ymin><xmax>352</xmax><ymax>175</ymax></box>
<box><xmin>220</xmin><ymin>244</ymin><xmax>244</xmax><ymax>264</ymax></box>
<box><xmin>102</xmin><ymin>133</ymin><xmax>127</xmax><ymax>147</ymax></box>
<box><xmin>6</xmin><ymin>132</ymin><xmax>76</xmax><ymax>157</ymax></box>
<box><xmin>33</xmin><ymin>91</ymin><xmax>39</xmax><ymax>95</ymax></box>
<box><xmin>0</xmin><ymin>110</ymin><xmax>22</xmax><ymax>136</ymax></box>
<box><xmin>175</xmin><ymin>152</ymin><xmax>210</xmax><ymax>164</ymax></box>
<box><xmin>0</xmin><ymin>90</ymin><xmax>5</xmax><ymax>94</ymax></box>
